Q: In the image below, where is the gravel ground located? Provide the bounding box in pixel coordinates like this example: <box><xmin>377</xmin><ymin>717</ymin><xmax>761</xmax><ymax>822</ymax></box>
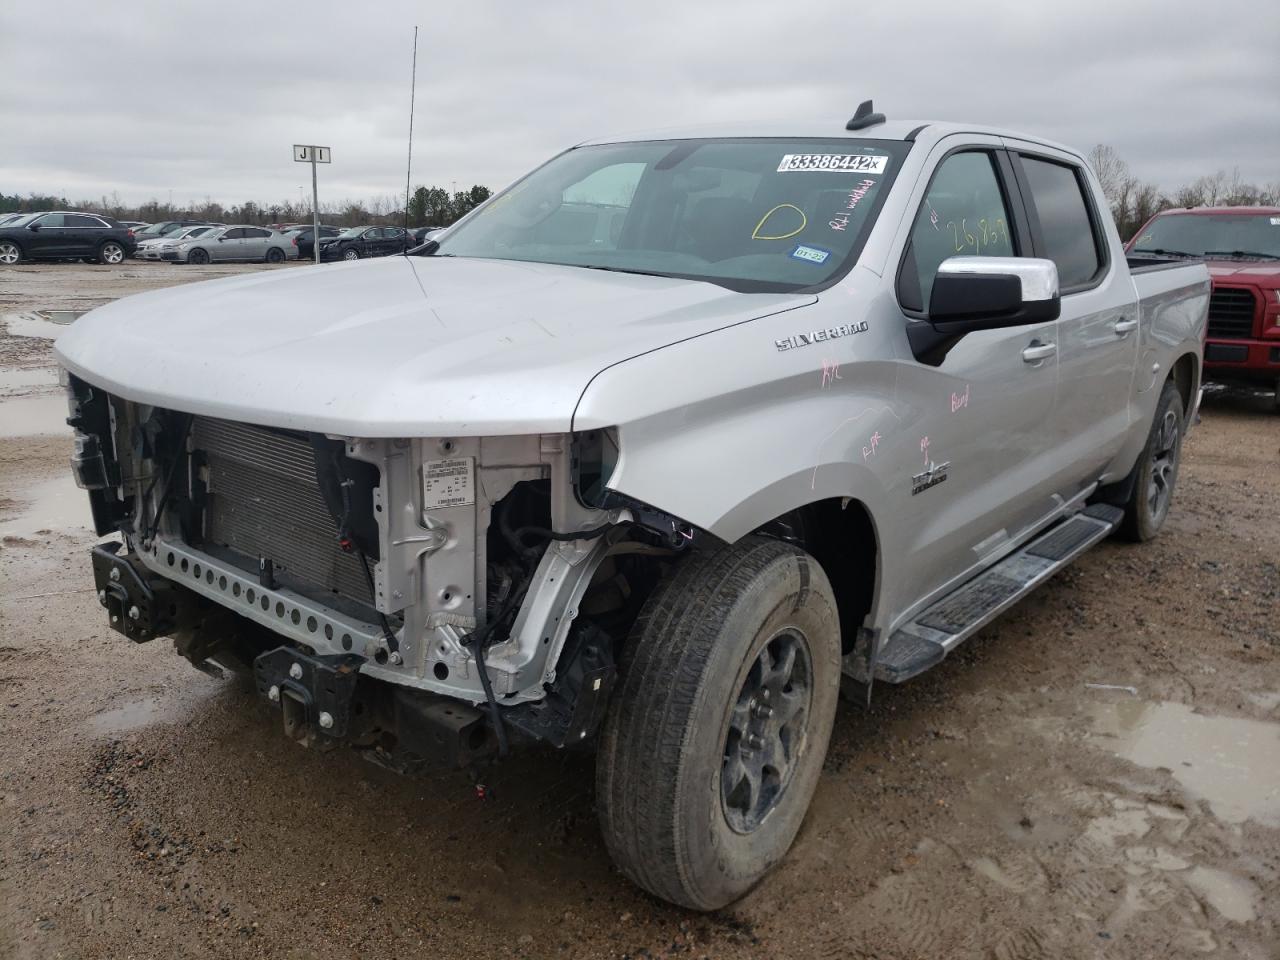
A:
<box><xmin>1</xmin><ymin>262</ymin><xmax>1278</xmax><ymax>959</ymax></box>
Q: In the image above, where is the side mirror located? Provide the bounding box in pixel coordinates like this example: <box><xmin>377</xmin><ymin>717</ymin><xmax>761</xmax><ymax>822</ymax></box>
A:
<box><xmin>908</xmin><ymin>257</ymin><xmax>1060</xmax><ymax>364</ymax></box>
<box><xmin>28</xmin><ymin>223</ymin><xmax>40</xmax><ymax>231</ymax></box>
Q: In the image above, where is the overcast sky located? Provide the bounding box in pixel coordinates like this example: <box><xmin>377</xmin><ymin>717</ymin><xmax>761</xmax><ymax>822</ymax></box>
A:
<box><xmin>1</xmin><ymin>0</ymin><xmax>1276</xmax><ymax>208</ymax></box>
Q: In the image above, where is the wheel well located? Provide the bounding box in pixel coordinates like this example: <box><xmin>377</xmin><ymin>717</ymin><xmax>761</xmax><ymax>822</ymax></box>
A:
<box><xmin>753</xmin><ymin>498</ymin><xmax>877</xmax><ymax>655</ymax></box>
<box><xmin>1171</xmin><ymin>352</ymin><xmax>1197</xmax><ymax>415</ymax></box>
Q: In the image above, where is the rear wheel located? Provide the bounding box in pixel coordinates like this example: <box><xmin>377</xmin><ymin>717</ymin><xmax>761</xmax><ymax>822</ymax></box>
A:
<box><xmin>188</xmin><ymin>248</ymin><xmax>210</xmax><ymax>265</ymax></box>
<box><xmin>596</xmin><ymin>537</ymin><xmax>841</xmax><ymax>910</ymax></box>
<box><xmin>1120</xmin><ymin>380</ymin><xmax>1184</xmax><ymax>541</ymax></box>
<box><xmin>97</xmin><ymin>241</ymin><xmax>125</xmax><ymax>265</ymax></box>
<box><xmin>265</xmin><ymin>247</ymin><xmax>285</xmax><ymax>264</ymax></box>
<box><xmin>0</xmin><ymin>240</ymin><xmax>22</xmax><ymax>265</ymax></box>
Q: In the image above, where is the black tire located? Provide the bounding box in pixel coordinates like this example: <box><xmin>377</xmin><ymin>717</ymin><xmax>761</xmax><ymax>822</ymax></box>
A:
<box><xmin>1120</xmin><ymin>380</ymin><xmax>1185</xmax><ymax>542</ymax></box>
<box><xmin>265</xmin><ymin>247</ymin><xmax>285</xmax><ymax>264</ymax></box>
<box><xmin>187</xmin><ymin>248</ymin><xmax>210</xmax><ymax>265</ymax></box>
<box><xmin>0</xmin><ymin>240</ymin><xmax>23</xmax><ymax>265</ymax></box>
<box><xmin>596</xmin><ymin>536</ymin><xmax>841</xmax><ymax>910</ymax></box>
<box><xmin>341</xmin><ymin>247</ymin><xmax>360</xmax><ymax>261</ymax></box>
<box><xmin>97</xmin><ymin>241</ymin><xmax>126</xmax><ymax>265</ymax></box>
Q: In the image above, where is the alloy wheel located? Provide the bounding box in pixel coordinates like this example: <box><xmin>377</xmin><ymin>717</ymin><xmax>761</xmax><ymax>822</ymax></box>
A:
<box><xmin>721</xmin><ymin>629</ymin><xmax>813</xmax><ymax>834</ymax></box>
<box><xmin>1146</xmin><ymin>409</ymin><xmax>1180</xmax><ymax>520</ymax></box>
<box><xmin>0</xmin><ymin>241</ymin><xmax>20</xmax><ymax>265</ymax></box>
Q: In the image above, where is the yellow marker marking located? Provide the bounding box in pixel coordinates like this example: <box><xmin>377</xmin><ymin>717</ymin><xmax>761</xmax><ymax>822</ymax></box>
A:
<box><xmin>752</xmin><ymin>204</ymin><xmax>807</xmax><ymax>240</ymax></box>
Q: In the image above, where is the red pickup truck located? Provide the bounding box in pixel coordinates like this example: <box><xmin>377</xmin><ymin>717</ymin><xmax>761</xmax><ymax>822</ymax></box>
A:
<box><xmin>1127</xmin><ymin>206</ymin><xmax>1280</xmax><ymax>410</ymax></box>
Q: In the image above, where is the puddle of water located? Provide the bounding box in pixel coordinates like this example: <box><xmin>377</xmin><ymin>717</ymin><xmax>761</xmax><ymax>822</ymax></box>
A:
<box><xmin>0</xmin><ymin>393</ymin><xmax>71</xmax><ymax>436</ymax></box>
<box><xmin>0</xmin><ymin>473</ymin><xmax>90</xmax><ymax>538</ymax></box>
<box><xmin>89</xmin><ymin>698</ymin><xmax>182</xmax><ymax>735</ymax></box>
<box><xmin>1185</xmin><ymin>865</ymin><xmax>1259</xmax><ymax>923</ymax></box>
<box><xmin>3</xmin><ymin>313</ymin><xmax>68</xmax><ymax>340</ymax></box>
<box><xmin>1089</xmin><ymin>700</ymin><xmax>1280</xmax><ymax>827</ymax></box>
<box><xmin>35</xmin><ymin>309</ymin><xmax>87</xmax><ymax>325</ymax></box>
<box><xmin>0</xmin><ymin>367</ymin><xmax>59</xmax><ymax>397</ymax></box>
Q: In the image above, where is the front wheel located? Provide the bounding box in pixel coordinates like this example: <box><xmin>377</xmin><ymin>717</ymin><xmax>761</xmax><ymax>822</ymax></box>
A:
<box><xmin>1120</xmin><ymin>380</ymin><xmax>1185</xmax><ymax>541</ymax></box>
<box><xmin>187</xmin><ymin>248</ymin><xmax>210</xmax><ymax>265</ymax></box>
<box><xmin>596</xmin><ymin>537</ymin><xmax>841</xmax><ymax>910</ymax></box>
<box><xmin>0</xmin><ymin>240</ymin><xmax>23</xmax><ymax>265</ymax></box>
<box><xmin>341</xmin><ymin>247</ymin><xmax>360</xmax><ymax>261</ymax></box>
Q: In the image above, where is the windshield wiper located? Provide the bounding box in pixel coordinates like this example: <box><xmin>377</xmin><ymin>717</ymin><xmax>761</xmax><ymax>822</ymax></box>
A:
<box><xmin>1131</xmin><ymin>247</ymin><xmax>1199</xmax><ymax>259</ymax></box>
<box><xmin>1203</xmin><ymin>250</ymin><xmax>1280</xmax><ymax>261</ymax></box>
<box><xmin>580</xmin><ymin>264</ymin><xmax>671</xmax><ymax>279</ymax></box>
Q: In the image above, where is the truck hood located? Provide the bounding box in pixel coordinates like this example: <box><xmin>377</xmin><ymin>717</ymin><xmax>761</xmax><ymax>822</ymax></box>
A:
<box><xmin>1206</xmin><ymin>260</ymin><xmax>1280</xmax><ymax>288</ymax></box>
<box><xmin>55</xmin><ymin>256</ymin><xmax>814</xmax><ymax>436</ymax></box>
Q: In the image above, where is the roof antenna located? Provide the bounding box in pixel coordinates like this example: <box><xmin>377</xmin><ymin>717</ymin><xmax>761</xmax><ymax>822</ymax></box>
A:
<box><xmin>402</xmin><ymin>25</ymin><xmax>419</xmax><ymax>253</ymax></box>
<box><xmin>846</xmin><ymin>100</ymin><xmax>886</xmax><ymax>131</ymax></box>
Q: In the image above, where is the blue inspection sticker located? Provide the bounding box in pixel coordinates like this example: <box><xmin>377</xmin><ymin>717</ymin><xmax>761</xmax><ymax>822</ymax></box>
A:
<box><xmin>790</xmin><ymin>244</ymin><xmax>831</xmax><ymax>265</ymax></box>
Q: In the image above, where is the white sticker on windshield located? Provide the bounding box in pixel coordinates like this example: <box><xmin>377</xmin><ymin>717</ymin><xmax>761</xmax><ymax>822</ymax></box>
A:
<box><xmin>790</xmin><ymin>244</ymin><xmax>831</xmax><ymax>265</ymax></box>
<box><xmin>777</xmin><ymin>154</ymin><xmax>887</xmax><ymax>174</ymax></box>
<box><xmin>423</xmin><ymin>457</ymin><xmax>475</xmax><ymax>509</ymax></box>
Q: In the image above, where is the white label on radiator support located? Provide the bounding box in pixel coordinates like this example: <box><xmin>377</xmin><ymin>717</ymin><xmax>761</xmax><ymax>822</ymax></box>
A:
<box><xmin>422</xmin><ymin>457</ymin><xmax>476</xmax><ymax>509</ymax></box>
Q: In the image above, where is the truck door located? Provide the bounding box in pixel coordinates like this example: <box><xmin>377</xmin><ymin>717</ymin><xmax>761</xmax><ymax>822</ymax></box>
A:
<box><xmin>1005</xmin><ymin>145</ymin><xmax>1138</xmax><ymax>486</ymax></box>
<box><xmin>890</xmin><ymin>144</ymin><xmax>1062</xmax><ymax>610</ymax></box>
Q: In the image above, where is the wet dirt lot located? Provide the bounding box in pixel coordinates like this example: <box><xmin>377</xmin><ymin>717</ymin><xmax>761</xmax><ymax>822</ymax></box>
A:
<box><xmin>1</xmin><ymin>262</ymin><xmax>1278</xmax><ymax>959</ymax></box>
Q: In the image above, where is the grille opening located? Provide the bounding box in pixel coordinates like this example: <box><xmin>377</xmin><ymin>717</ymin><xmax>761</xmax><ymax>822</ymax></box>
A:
<box><xmin>1207</xmin><ymin>287</ymin><xmax>1257</xmax><ymax>340</ymax></box>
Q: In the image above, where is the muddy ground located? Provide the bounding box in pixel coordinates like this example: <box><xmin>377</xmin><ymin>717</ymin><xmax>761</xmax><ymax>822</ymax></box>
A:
<box><xmin>1</xmin><ymin>262</ymin><xmax>1278</xmax><ymax>959</ymax></box>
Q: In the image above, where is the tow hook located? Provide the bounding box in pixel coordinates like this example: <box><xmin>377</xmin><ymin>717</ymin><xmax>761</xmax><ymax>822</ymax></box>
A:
<box><xmin>253</xmin><ymin>647</ymin><xmax>365</xmax><ymax>745</ymax></box>
<box><xmin>91</xmin><ymin>541</ymin><xmax>179</xmax><ymax>643</ymax></box>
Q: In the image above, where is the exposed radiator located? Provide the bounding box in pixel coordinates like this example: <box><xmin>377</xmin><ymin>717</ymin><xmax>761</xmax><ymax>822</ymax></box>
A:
<box><xmin>192</xmin><ymin>417</ymin><xmax>373</xmax><ymax>605</ymax></box>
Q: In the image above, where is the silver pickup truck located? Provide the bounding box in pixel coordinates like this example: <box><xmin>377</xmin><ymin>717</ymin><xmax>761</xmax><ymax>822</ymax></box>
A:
<box><xmin>55</xmin><ymin>104</ymin><xmax>1209</xmax><ymax>910</ymax></box>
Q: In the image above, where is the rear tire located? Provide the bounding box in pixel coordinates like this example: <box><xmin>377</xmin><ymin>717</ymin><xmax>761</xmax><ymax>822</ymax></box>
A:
<box><xmin>1120</xmin><ymin>380</ymin><xmax>1184</xmax><ymax>542</ymax></box>
<box><xmin>97</xmin><ymin>241</ymin><xmax>125</xmax><ymax>265</ymax></box>
<box><xmin>0</xmin><ymin>240</ymin><xmax>23</xmax><ymax>265</ymax></box>
<box><xmin>265</xmin><ymin>247</ymin><xmax>285</xmax><ymax>264</ymax></box>
<box><xmin>596</xmin><ymin>537</ymin><xmax>841</xmax><ymax>910</ymax></box>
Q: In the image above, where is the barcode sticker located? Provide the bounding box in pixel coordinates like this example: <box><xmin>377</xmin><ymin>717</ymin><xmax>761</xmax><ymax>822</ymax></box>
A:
<box><xmin>777</xmin><ymin>154</ymin><xmax>888</xmax><ymax>173</ymax></box>
<box><xmin>423</xmin><ymin>457</ymin><xmax>475</xmax><ymax>509</ymax></box>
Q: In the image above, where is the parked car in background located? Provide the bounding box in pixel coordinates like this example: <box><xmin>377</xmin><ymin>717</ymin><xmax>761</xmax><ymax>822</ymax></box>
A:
<box><xmin>130</xmin><ymin>220</ymin><xmax>212</xmax><ymax>252</ymax></box>
<box><xmin>283</xmin><ymin>224</ymin><xmax>343</xmax><ymax>259</ymax></box>
<box><xmin>1127</xmin><ymin>206</ymin><xmax>1280</xmax><ymax>409</ymax></box>
<box><xmin>120</xmin><ymin>221</ymin><xmax>149</xmax><ymax>231</ymax></box>
<box><xmin>318</xmin><ymin>225</ymin><xmax>409</xmax><ymax>261</ymax></box>
<box><xmin>0</xmin><ymin>212</ymin><xmax>28</xmax><ymax>227</ymax></box>
<box><xmin>137</xmin><ymin>224</ymin><xmax>219</xmax><ymax>261</ymax></box>
<box><xmin>0</xmin><ymin>211</ymin><xmax>136</xmax><ymax>265</ymax></box>
<box><xmin>170</xmin><ymin>225</ymin><xmax>298</xmax><ymax>264</ymax></box>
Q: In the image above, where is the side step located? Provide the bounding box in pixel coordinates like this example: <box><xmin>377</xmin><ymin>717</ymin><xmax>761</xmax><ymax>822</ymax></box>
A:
<box><xmin>874</xmin><ymin>504</ymin><xmax>1123</xmax><ymax>683</ymax></box>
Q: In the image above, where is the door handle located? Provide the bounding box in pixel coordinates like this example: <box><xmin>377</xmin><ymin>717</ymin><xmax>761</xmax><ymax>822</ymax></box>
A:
<box><xmin>1021</xmin><ymin>341</ymin><xmax>1057</xmax><ymax>363</ymax></box>
<box><xmin>1114</xmin><ymin>317</ymin><xmax>1139</xmax><ymax>335</ymax></box>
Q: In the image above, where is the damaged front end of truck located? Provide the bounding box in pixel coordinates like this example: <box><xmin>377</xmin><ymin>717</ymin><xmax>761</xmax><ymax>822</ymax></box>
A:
<box><xmin>65</xmin><ymin>371</ymin><xmax>697</xmax><ymax>770</ymax></box>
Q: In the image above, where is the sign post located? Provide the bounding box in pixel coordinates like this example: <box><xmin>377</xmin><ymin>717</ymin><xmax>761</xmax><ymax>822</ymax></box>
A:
<box><xmin>293</xmin><ymin>144</ymin><xmax>331</xmax><ymax>264</ymax></box>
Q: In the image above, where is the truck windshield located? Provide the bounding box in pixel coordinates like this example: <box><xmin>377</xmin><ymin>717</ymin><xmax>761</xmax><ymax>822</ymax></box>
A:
<box><xmin>1131</xmin><ymin>212</ymin><xmax>1280</xmax><ymax>260</ymax></box>
<box><xmin>433</xmin><ymin>138</ymin><xmax>911</xmax><ymax>292</ymax></box>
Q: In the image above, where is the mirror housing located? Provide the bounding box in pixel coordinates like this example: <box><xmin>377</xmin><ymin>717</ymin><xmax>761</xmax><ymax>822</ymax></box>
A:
<box><xmin>27</xmin><ymin>223</ymin><xmax>40</xmax><ymax>231</ymax></box>
<box><xmin>908</xmin><ymin>257</ymin><xmax>1060</xmax><ymax>365</ymax></box>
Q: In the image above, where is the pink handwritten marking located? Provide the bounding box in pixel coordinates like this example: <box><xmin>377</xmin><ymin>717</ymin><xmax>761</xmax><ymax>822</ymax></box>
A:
<box><xmin>920</xmin><ymin>436</ymin><xmax>931</xmax><ymax>466</ymax></box>
<box><xmin>821</xmin><ymin>359</ymin><xmax>842</xmax><ymax>388</ymax></box>
<box><xmin>861</xmin><ymin>430</ymin><xmax>883</xmax><ymax>463</ymax></box>
<box><xmin>950</xmin><ymin>383</ymin><xmax>970</xmax><ymax>412</ymax></box>
<box><xmin>928</xmin><ymin>201</ymin><xmax>940</xmax><ymax>231</ymax></box>
<box><xmin>828</xmin><ymin>214</ymin><xmax>849</xmax><ymax>232</ymax></box>
<box><xmin>809</xmin><ymin>405</ymin><xmax>904</xmax><ymax>490</ymax></box>
<box><xmin>845</xmin><ymin>179</ymin><xmax>876</xmax><ymax>211</ymax></box>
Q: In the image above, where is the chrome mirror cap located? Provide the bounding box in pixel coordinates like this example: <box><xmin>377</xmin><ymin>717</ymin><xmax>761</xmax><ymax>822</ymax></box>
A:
<box><xmin>937</xmin><ymin>256</ymin><xmax>1059</xmax><ymax>302</ymax></box>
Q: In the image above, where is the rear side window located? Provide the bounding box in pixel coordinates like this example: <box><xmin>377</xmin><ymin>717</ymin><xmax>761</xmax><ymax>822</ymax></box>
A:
<box><xmin>898</xmin><ymin>151</ymin><xmax>1016</xmax><ymax>313</ymax></box>
<box><xmin>243</xmin><ymin>228</ymin><xmax>270</xmax><ymax>238</ymax></box>
<box><xmin>1019</xmin><ymin>156</ymin><xmax>1103</xmax><ymax>289</ymax></box>
<box><xmin>66</xmin><ymin>214</ymin><xmax>105</xmax><ymax>228</ymax></box>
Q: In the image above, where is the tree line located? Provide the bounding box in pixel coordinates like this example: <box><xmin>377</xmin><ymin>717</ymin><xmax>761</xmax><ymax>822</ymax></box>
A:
<box><xmin>1087</xmin><ymin>145</ymin><xmax>1280</xmax><ymax>241</ymax></box>
<box><xmin>0</xmin><ymin>184</ymin><xmax>493</xmax><ymax>229</ymax></box>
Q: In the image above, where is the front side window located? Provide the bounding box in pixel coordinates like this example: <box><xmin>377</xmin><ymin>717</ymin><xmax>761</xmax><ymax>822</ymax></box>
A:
<box><xmin>35</xmin><ymin>213</ymin><xmax>66</xmax><ymax>227</ymax></box>
<box><xmin>434</xmin><ymin>138</ymin><xmax>911</xmax><ymax>292</ymax></box>
<box><xmin>898</xmin><ymin>151</ymin><xmax>1016</xmax><ymax>312</ymax></box>
<box><xmin>1019</xmin><ymin>156</ymin><xmax>1104</xmax><ymax>289</ymax></box>
<box><xmin>223</xmin><ymin>228</ymin><xmax>246</xmax><ymax>240</ymax></box>
<box><xmin>1131</xmin><ymin>212</ymin><xmax>1280</xmax><ymax>261</ymax></box>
